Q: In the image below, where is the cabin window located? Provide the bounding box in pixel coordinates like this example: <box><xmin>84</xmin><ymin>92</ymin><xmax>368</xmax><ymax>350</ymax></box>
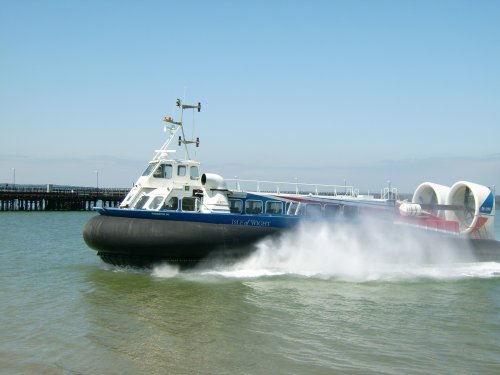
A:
<box><xmin>142</xmin><ymin>163</ymin><xmax>158</xmax><ymax>176</ymax></box>
<box><xmin>229</xmin><ymin>199</ymin><xmax>243</xmax><ymax>213</ymax></box>
<box><xmin>148</xmin><ymin>196</ymin><xmax>165</xmax><ymax>210</ymax></box>
<box><xmin>162</xmin><ymin>197</ymin><xmax>179</xmax><ymax>211</ymax></box>
<box><xmin>153</xmin><ymin>166</ymin><xmax>162</xmax><ymax>178</ymax></box>
<box><xmin>153</xmin><ymin>164</ymin><xmax>172</xmax><ymax>179</ymax></box>
<box><xmin>266</xmin><ymin>201</ymin><xmax>283</xmax><ymax>214</ymax></box>
<box><xmin>178</xmin><ymin>165</ymin><xmax>186</xmax><ymax>177</ymax></box>
<box><xmin>163</xmin><ymin>165</ymin><xmax>172</xmax><ymax>179</ymax></box>
<box><xmin>245</xmin><ymin>200</ymin><xmax>263</xmax><ymax>214</ymax></box>
<box><xmin>286</xmin><ymin>202</ymin><xmax>299</xmax><ymax>215</ymax></box>
<box><xmin>190</xmin><ymin>166</ymin><xmax>199</xmax><ymax>180</ymax></box>
<box><xmin>296</xmin><ymin>203</ymin><xmax>305</xmax><ymax>216</ymax></box>
<box><xmin>135</xmin><ymin>195</ymin><xmax>150</xmax><ymax>209</ymax></box>
<box><xmin>181</xmin><ymin>197</ymin><xmax>198</xmax><ymax>212</ymax></box>
<box><xmin>343</xmin><ymin>205</ymin><xmax>359</xmax><ymax>218</ymax></box>
<box><xmin>305</xmin><ymin>204</ymin><xmax>322</xmax><ymax>217</ymax></box>
<box><xmin>324</xmin><ymin>204</ymin><xmax>340</xmax><ymax>217</ymax></box>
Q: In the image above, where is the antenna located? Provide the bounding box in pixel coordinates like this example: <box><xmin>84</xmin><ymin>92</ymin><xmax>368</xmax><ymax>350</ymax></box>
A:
<box><xmin>155</xmin><ymin>98</ymin><xmax>201</xmax><ymax>161</ymax></box>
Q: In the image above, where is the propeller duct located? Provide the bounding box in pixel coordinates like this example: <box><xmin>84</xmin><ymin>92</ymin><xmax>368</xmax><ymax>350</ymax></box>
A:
<box><xmin>412</xmin><ymin>182</ymin><xmax>450</xmax><ymax>219</ymax></box>
<box><xmin>446</xmin><ymin>181</ymin><xmax>495</xmax><ymax>238</ymax></box>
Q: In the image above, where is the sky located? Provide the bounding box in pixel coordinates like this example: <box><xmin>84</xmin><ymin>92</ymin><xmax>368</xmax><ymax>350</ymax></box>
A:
<box><xmin>1</xmin><ymin>0</ymin><xmax>499</xmax><ymax>193</ymax></box>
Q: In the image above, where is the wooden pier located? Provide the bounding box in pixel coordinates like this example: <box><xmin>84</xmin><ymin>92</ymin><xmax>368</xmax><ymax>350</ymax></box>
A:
<box><xmin>0</xmin><ymin>184</ymin><xmax>128</xmax><ymax>211</ymax></box>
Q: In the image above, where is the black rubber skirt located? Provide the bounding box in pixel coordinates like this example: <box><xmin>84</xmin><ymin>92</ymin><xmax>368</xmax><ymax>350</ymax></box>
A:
<box><xmin>83</xmin><ymin>215</ymin><xmax>279</xmax><ymax>267</ymax></box>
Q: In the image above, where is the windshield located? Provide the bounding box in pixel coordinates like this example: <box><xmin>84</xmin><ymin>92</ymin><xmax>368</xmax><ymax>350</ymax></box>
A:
<box><xmin>142</xmin><ymin>162</ymin><xmax>158</xmax><ymax>176</ymax></box>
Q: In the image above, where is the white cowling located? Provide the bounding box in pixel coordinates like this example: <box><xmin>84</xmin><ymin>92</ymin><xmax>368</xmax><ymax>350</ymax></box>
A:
<box><xmin>399</xmin><ymin>202</ymin><xmax>422</xmax><ymax>217</ymax></box>
<box><xmin>200</xmin><ymin>173</ymin><xmax>230</xmax><ymax>213</ymax></box>
<box><xmin>445</xmin><ymin>181</ymin><xmax>495</xmax><ymax>238</ymax></box>
<box><xmin>412</xmin><ymin>182</ymin><xmax>450</xmax><ymax>219</ymax></box>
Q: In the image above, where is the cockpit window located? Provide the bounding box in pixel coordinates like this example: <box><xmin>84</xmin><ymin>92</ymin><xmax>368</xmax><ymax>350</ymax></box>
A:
<box><xmin>153</xmin><ymin>164</ymin><xmax>172</xmax><ymax>179</ymax></box>
<box><xmin>163</xmin><ymin>165</ymin><xmax>172</xmax><ymax>179</ymax></box>
<box><xmin>153</xmin><ymin>167</ymin><xmax>162</xmax><ymax>178</ymax></box>
<box><xmin>178</xmin><ymin>165</ymin><xmax>186</xmax><ymax>177</ymax></box>
<box><xmin>142</xmin><ymin>163</ymin><xmax>158</xmax><ymax>176</ymax></box>
<box><xmin>190</xmin><ymin>166</ymin><xmax>199</xmax><ymax>180</ymax></box>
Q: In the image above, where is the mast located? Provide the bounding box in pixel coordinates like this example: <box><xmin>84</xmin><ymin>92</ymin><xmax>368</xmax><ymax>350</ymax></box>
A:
<box><xmin>154</xmin><ymin>99</ymin><xmax>201</xmax><ymax>161</ymax></box>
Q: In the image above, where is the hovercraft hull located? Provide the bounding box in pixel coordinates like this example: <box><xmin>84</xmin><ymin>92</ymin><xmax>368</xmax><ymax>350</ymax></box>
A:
<box><xmin>83</xmin><ymin>213</ymin><xmax>282</xmax><ymax>267</ymax></box>
<box><xmin>84</xmin><ymin>212</ymin><xmax>500</xmax><ymax>268</ymax></box>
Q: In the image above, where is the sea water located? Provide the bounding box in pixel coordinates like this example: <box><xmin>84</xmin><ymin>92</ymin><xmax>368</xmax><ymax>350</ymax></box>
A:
<box><xmin>1</xmin><ymin>211</ymin><xmax>500</xmax><ymax>374</ymax></box>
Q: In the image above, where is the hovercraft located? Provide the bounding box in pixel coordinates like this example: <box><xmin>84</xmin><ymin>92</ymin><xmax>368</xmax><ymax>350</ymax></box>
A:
<box><xmin>83</xmin><ymin>99</ymin><xmax>499</xmax><ymax>267</ymax></box>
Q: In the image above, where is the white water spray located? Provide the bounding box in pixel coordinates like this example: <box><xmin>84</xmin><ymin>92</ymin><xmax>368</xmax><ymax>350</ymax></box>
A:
<box><xmin>151</xmin><ymin>218</ymin><xmax>500</xmax><ymax>281</ymax></box>
<box><xmin>205</xmin><ymin>218</ymin><xmax>500</xmax><ymax>281</ymax></box>
<box><xmin>151</xmin><ymin>263</ymin><xmax>180</xmax><ymax>278</ymax></box>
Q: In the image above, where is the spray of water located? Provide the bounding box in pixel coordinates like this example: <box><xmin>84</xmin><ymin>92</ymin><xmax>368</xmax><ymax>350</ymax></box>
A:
<box><xmin>201</xmin><ymin>218</ymin><xmax>500</xmax><ymax>281</ymax></box>
<box><xmin>151</xmin><ymin>218</ymin><xmax>500</xmax><ymax>281</ymax></box>
<box><xmin>152</xmin><ymin>263</ymin><xmax>180</xmax><ymax>278</ymax></box>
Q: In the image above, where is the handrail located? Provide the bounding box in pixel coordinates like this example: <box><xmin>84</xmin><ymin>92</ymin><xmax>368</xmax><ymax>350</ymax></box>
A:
<box><xmin>225</xmin><ymin>179</ymin><xmax>358</xmax><ymax>197</ymax></box>
<box><xmin>380</xmin><ymin>187</ymin><xmax>399</xmax><ymax>200</ymax></box>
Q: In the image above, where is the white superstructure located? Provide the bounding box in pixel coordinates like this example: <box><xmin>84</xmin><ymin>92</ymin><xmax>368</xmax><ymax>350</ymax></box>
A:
<box><xmin>119</xmin><ymin>99</ymin><xmax>203</xmax><ymax>212</ymax></box>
